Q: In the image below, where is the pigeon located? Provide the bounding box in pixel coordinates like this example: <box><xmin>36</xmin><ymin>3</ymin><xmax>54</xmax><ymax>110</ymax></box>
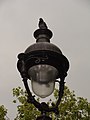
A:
<box><xmin>39</xmin><ymin>18</ymin><xmax>48</xmax><ymax>29</ymax></box>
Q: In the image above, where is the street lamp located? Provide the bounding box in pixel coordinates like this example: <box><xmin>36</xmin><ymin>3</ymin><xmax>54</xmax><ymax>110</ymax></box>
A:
<box><xmin>17</xmin><ymin>18</ymin><xmax>69</xmax><ymax>120</ymax></box>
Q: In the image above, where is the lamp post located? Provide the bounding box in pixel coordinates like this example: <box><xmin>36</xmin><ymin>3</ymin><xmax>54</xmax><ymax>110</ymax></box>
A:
<box><xmin>17</xmin><ymin>18</ymin><xmax>69</xmax><ymax>120</ymax></box>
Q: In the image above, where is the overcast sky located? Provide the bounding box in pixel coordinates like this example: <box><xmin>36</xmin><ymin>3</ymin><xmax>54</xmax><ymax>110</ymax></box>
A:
<box><xmin>0</xmin><ymin>0</ymin><xmax>90</xmax><ymax>119</ymax></box>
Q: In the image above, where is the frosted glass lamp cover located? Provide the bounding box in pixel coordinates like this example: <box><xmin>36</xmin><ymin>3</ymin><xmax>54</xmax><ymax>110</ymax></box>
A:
<box><xmin>28</xmin><ymin>64</ymin><xmax>58</xmax><ymax>98</ymax></box>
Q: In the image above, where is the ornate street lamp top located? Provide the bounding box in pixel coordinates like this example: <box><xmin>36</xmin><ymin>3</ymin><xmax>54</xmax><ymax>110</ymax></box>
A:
<box><xmin>17</xmin><ymin>18</ymin><xmax>69</xmax><ymax>120</ymax></box>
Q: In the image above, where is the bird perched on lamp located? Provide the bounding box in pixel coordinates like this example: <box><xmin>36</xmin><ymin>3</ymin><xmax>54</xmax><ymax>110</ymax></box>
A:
<box><xmin>39</xmin><ymin>18</ymin><xmax>48</xmax><ymax>29</ymax></box>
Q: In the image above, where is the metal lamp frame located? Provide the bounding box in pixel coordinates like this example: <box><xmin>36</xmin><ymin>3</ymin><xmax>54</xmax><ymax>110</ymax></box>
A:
<box><xmin>17</xmin><ymin>51</ymin><xmax>68</xmax><ymax>118</ymax></box>
<box><xmin>17</xmin><ymin>18</ymin><xmax>69</xmax><ymax>119</ymax></box>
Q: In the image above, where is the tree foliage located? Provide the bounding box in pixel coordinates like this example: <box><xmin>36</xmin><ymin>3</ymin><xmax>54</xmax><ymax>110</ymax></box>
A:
<box><xmin>12</xmin><ymin>86</ymin><xmax>90</xmax><ymax>120</ymax></box>
<box><xmin>0</xmin><ymin>105</ymin><xmax>7</xmax><ymax>120</ymax></box>
<box><xmin>13</xmin><ymin>87</ymin><xmax>40</xmax><ymax>120</ymax></box>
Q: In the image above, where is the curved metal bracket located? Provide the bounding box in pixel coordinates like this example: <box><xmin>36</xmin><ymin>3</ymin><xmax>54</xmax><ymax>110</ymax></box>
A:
<box><xmin>22</xmin><ymin>77</ymin><xmax>65</xmax><ymax>115</ymax></box>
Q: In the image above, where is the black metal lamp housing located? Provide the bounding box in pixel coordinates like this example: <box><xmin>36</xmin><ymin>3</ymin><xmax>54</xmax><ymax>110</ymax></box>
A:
<box><xmin>17</xmin><ymin>18</ymin><xmax>69</xmax><ymax>119</ymax></box>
